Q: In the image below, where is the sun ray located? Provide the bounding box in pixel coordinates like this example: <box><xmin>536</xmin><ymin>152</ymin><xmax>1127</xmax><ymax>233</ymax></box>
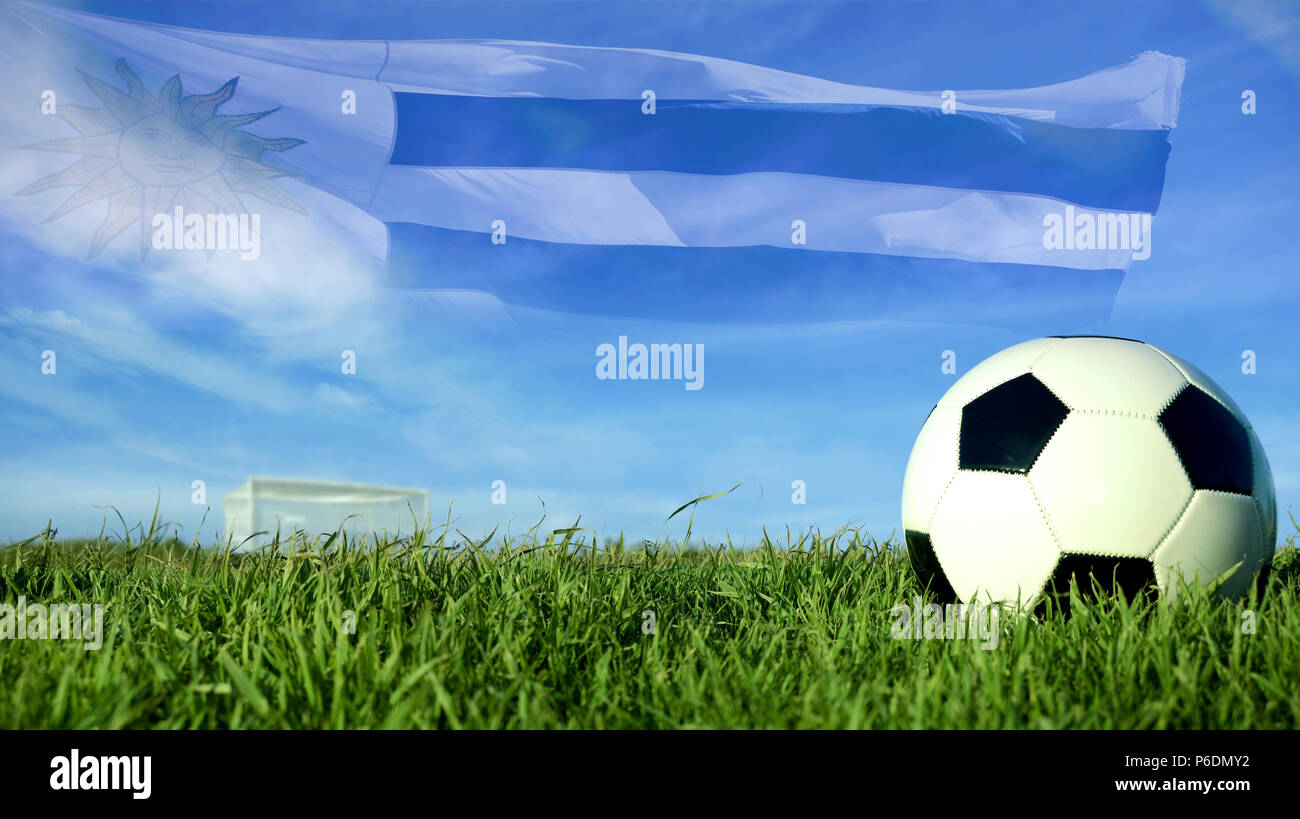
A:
<box><xmin>56</xmin><ymin>105</ymin><xmax>119</xmax><ymax>136</ymax></box>
<box><xmin>158</xmin><ymin>74</ymin><xmax>183</xmax><ymax>119</ymax></box>
<box><xmin>226</xmin><ymin>155</ymin><xmax>297</xmax><ymax>180</ymax></box>
<box><xmin>114</xmin><ymin>58</ymin><xmax>150</xmax><ymax>104</ymax></box>
<box><xmin>228</xmin><ymin>175</ymin><xmax>307</xmax><ymax>214</ymax></box>
<box><xmin>77</xmin><ymin>69</ymin><xmax>156</xmax><ymax>125</ymax></box>
<box><xmin>22</xmin><ymin>132</ymin><xmax>120</xmax><ymax>159</ymax></box>
<box><xmin>16</xmin><ymin>156</ymin><xmax>117</xmax><ymax>195</ymax></box>
<box><xmin>45</xmin><ymin>165</ymin><xmax>136</xmax><ymax>222</ymax></box>
<box><xmin>225</xmin><ymin>132</ymin><xmax>306</xmax><ymax>162</ymax></box>
<box><xmin>199</xmin><ymin>108</ymin><xmax>274</xmax><ymax>140</ymax></box>
<box><xmin>187</xmin><ymin>173</ymin><xmax>245</xmax><ymax>215</ymax></box>
<box><xmin>140</xmin><ymin>184</ymin><xmax>170</xmax><ymax>223</ymax></box>
<box><xmin>89</xmin><ymin>187</ymin><xmax>142</xmax><ymax>258</ymax></box>
<box><xmin>176</xmin><ymin>184</ymin><xmax>218</xmax><ymax>216</ymax></box>
<box><xmin>182</xmin><ymin>77</ymin><xmax>237</xmax><ymax>121</ymax></box>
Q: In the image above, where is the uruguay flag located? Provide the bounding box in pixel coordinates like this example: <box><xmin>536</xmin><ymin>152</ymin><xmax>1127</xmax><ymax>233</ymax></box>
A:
<box><xmin>3</xmin><ymin>2</ymin><xmax>1185</xmax><ymax>330</ymax></box>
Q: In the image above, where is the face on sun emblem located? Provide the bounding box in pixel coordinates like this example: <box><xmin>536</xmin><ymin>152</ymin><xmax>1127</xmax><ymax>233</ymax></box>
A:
<box><xmin>18</xmin><ymin>58</ymin><xmax>306</xmax><ymax>258</ymax></box>
<box><xmin>119</xmin><ymin>114</ymin><xmax>226</xmax><ymax>186</ymax></box>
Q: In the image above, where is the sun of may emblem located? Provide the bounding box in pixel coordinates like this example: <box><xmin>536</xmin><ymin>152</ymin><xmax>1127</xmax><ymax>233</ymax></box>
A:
<box><xmin>18</xmin><ymin>58</ymin><xmax>306</xmax><ymax>258</ymax></box>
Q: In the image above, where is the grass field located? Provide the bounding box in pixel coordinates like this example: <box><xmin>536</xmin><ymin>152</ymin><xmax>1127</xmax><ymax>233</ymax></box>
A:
<box><xmin>2</xmin><ymin>510</ymin><xmax>1298</xmax><ymax>729</ymax></box>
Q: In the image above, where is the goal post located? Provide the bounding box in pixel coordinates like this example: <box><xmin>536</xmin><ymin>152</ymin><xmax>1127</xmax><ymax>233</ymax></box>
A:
<box><xmin>222</xmin><ymin>476</ymin><xmax>430</xmax><ymax>551</ymax></box>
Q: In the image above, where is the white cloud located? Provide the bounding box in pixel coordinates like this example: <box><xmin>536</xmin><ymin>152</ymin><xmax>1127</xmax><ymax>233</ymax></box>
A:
<box><xmin>313</xmin><ymin>381</ymin><xmax>376</xmax><ymax>410</ymax></box>
<box><xmin>2</xmin><ymin>305</ymin><xmax>304</xmax><ymax>413</ymax></box>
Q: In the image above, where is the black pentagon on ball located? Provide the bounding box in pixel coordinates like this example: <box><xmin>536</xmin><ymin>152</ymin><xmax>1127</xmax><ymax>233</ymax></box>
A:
<box><xmin>1158</xmin><ymin>385</ymin><xmax>1253</xmax><ymax>495</ymax></box>
<box><xmin>1038</xmin><ymin>555</ymin><xmax>1157</xmax><ymax>617</ymax></box>
<box><xmin>905</xmin><ymin>530</ymin><xmax>958</xmax><ymax>603</ymax></box>
<box><xmin>959</xmin><ymin>374</ymin><xmax>1069</xmax><ymax>473</ymax></box>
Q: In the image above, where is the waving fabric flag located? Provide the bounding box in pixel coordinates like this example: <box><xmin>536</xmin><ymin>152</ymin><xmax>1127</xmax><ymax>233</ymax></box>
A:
<box><xmin>3</xmin><ymin>2</ymin><xmax>1185</xmax><ymax>329</ymax></box>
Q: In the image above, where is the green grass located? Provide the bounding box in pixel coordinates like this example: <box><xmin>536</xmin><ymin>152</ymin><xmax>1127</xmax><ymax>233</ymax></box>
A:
<box><xmin>1</xmin><ymin>512</ymin><xmax>1297</xmax><ymax>729</ymax></box>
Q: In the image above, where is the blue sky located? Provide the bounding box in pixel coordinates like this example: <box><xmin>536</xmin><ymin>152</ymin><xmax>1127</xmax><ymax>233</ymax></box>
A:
<box><xmin>0</xmin><ymin>0</ymin><xmax>1297</xmax><ymax>547</ymax></box>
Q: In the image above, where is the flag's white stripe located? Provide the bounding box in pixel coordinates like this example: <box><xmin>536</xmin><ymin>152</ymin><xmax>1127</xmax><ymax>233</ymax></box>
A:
<box><xmin>381</xmin><ymin>41</ymin><xmax>1050</xmax><ymax>120</ymax></box>
<box><xmin>370</xmin><ymin>167</ymin><xmax>1143</xmax><ymax>270</ymax></box>
<box><xmin>280</xmin><ymin>180</ymin><xmax>390</xmax><ymax>266</ymax></box>
<box><xmin>382</xmin><ymin>44</ymin><xmax>1184</xmax><ymax>129</ymax></box>
<box><xmin>20</xmin><ymin>3</ymin><xmax>1184</xmax><ymax>130</ymax></box>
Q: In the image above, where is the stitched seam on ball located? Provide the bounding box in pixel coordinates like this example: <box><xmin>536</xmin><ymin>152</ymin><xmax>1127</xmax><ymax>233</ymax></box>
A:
<box><xmin>1156</xmin><ymin>381</ymin><xmax>1189</xmax><ymax>417</ymax></box>
<box><xmin>930</xmin><ymin>403</ymin><xmax>968</xmax><ymax>532</ymax></box>
<box><xmin>1150</xmin><ymin>490</ymin><xmax>1197</xmax><ymax>560</ymax></box>
<box><xmin>1247</xmin><ymin>437</ymin><xmax>1269</xmax><ymax>547</ymax></box>
<box><xmin>1252</xmin><ymin>495</ymin><xmax>1270</xmax><ymax>550</ymax></box>
<box><xmin>1026</xmin><ymin>412</ymin><xmax>1070</xmax><ymax>473</ymax></box>
<box><xmin>1197</xmin><ymin>487</ymin><xmax>1256</xmax><ymax>499</ymax></box>
<box><xmin>1036</xmin><ymin>377</ymin><xmax>1072</xmax><ymax>413</ymax></box>
<box><xmin>1052</xmin><ymin>549</ymin><xmax>1152</xmax><ymax>559</ymax></box>
<box><xmin>1027</xmin><ymin>479</ymin><xmax>1063</xmax><ymax>554</ymax></box>
<box><xmin>953</xmin><ymin>339</ymin><xmax>1063</xmax><ymax>410</ymax></box>
<box><xmin>927</xmin><ymin>471</ymin><xmax>959</xmax><ymax>534</ymax></box>
<box><xmin>1152</xmin><ymin>406</ymin><xmax>1196</xmax><ymax>491</ymax></box>
<box><xmin>1149</xmin><ymin>346</ymin><xmax>1241</xmax><ymax>419</ymax></box>
<box><xmin>1248</xmin><ymin>436</ymin><xmax>1268</xmax><ymax>551</ymax></box>
<box><xmin>1068</xmin><ymin>408</ymin><xmax>1159</xmax><ymax>421</ymax></box>
<box><xmin>1026</xmin><ymin>337</ymin><xmax>1067</xmax><ymax>371</ymax></box>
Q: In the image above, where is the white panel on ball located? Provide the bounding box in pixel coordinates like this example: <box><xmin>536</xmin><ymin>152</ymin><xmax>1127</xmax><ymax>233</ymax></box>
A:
<box><xmin>900</xmin><ymin>405</ymin><xmax>962</xmax><ymax>534</ymax></box>
<box><xmin>1151</xmin><ymin>491</ymin><xmax>1264</xmax><ymax>600</ymax></box>
<box><xmin>1029</xmin><ymin>413</ymin><xmax>1192</xmax><ymax>558</ymax></box>
<box><xmin>929</xmin><ymin>470</ymin><xmax>1059</xmax><ymax>606</ymax></box>
<box><xmin>1029</xmin><ymin>337</ymin><xmax>1186</xmax><ymax>416</ymax></box>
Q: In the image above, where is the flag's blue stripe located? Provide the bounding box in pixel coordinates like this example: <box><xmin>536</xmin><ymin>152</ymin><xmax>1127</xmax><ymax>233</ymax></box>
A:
<box><xmin>389</xmin><ymin>95</ymin><xmax>1172</xmax><ymax>213</ymax></box>
<box><xmin>385</xmin><ymin>222</ymin><xmax>1123</xmax><ymax>331</ymax></box>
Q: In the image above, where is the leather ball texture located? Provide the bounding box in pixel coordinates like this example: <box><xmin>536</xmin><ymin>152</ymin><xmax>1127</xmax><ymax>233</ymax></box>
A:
<box><xmin>901</xmin><ymin>336</ymin><xmax>1276</xmax><ymax>608</ymax></box>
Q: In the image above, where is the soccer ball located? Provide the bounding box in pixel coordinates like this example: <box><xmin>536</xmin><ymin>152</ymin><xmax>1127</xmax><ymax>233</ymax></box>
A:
<box><xmin>901</xmin><ymin>336</ymin><xmax>1276</xmax><ymax>608</ymax></box>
